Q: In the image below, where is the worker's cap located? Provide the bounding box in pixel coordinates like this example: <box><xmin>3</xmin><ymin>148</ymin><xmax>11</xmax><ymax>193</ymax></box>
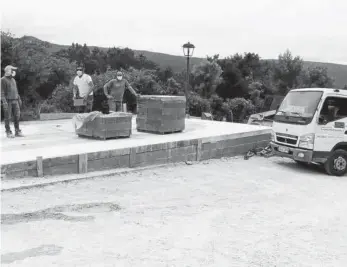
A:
<box><xmin>116</xmin><ymin>71</ymin><xmax>123</xmax><ymax>76</ymax></box>
<box><xmin>4</xmin><ymin>65</ymin><xmax>17</xmax><ymax>72</ymax></box>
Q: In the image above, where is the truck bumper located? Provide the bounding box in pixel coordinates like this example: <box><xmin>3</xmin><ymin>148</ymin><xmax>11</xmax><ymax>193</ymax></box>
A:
<box><xmin>270</xmin><ymin>142</ymin><xmax>313</xmax><ymax>163</ymax></box>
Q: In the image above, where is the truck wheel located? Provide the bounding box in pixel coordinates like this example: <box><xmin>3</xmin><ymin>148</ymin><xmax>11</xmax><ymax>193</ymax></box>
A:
<box><xmin>324</xmin><ymin>149</ymin><xmax>347</xmax><ymax>176</ymax></box>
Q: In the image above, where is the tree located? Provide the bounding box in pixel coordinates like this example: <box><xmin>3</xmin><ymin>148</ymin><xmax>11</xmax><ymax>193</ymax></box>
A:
<box><xmin>207</xmin><ymin>54</ymin><xmax>219</xmax><ymax>62</ymax></box>
<box><xmin>125</xmin><ymin>68</ymin><xmax>163</xmax><ymax>95</ymax></box>
<box><xmin>191</xmin><ymin>58</ymin><xmax>222</xmax><ymax>98</ymax></box>
<box><xmin>136</xmin><ymin>53</ymin><xmax>158</xmax><ymax>70</ymax></box>
<box><xmin>256</xmin><ymin>60</ymin><xmax>277</xmax><ymax>95</ymax></box>
<box><xmin>216</xmin><ymin>61</ymin><xmax>247</xmax><ymax>99</ymax></box>
<box><xmin>216</xmin><ymin>53</ymin><xmax>261</xmax><ymax>99</ymax></box>
<box><xmin>11</xmin><ymin>36</ymin><xmax>76</xmax><ymax>117</ymax></box>
<box><xmin>301</xmin><ymin>66</ymin><xmax>335</xmax><ymax>88</ymax></box>
<box><xmin>273</xmin><ymin>50</ymin><xmax>304</xmax><ymax>95</ymax></box>
<box><xmin>1</xmin><ymin>31</ymin><xmax>16</xmax><ymax>76</ymax></box>
<box><xmin>165</xmin><ymin>77</ymin><xmax>183</xmax><ymax>95</ymax></box>
<box><xmin>157</xmin><ymin>66</ymin><xmax>174</xmax><ymax>82</ymax></box>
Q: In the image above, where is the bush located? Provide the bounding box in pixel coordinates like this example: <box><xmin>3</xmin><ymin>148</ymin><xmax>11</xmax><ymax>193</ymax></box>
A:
<box><xmin>44</xmin><ymin>84</ymin><xmax>74</xmax><ymax>113</ymax></box>
<box><xmin>188</xmin><ymin>93</ymin><xmax>211</xmax><ymax>117</ymax></box>
<box><xmin>40</xmin><ymin>103</ymin><xmax>58</xmax><ymax>113</ymax></box>
<box><xmin>227</xmin><ymin>97</ymin><xmax>256</xmax><ymax>122</ymax></box>
<box><xmin>20</xmin><ymin>109</ymin><xmax>40</xmax><ymax>121</ymax></box>
<box><xmin>209</xmin><ymin>94</ymin><xmax>225</xmax><ymax>121</ymax></box>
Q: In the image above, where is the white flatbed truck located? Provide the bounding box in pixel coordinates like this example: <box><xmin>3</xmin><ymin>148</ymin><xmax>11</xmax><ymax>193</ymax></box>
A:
<box><xmin>270</xmin><ymin>88</ymin><xmax>347</xmax><ymax>176</ymax></box>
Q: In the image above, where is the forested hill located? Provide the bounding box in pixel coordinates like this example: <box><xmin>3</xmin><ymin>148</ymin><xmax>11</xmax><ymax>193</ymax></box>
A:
<box><xmin>22</xmin><ymin>35</ymin><xmax>347</xmax><ymax>88</ymax></box>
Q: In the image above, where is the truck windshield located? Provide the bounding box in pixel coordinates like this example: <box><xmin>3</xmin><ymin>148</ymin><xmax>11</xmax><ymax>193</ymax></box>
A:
<box><xmin>274</xmin><ymin>91</ymin><xmax>323</xmax><ymax>125</ymax></box>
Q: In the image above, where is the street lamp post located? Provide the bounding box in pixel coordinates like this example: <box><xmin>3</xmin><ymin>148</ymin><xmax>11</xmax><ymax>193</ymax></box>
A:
<box><xmin>182</xmin><ymin>42</ymin><xmax>195</xmax><ymax>115</ymax></box>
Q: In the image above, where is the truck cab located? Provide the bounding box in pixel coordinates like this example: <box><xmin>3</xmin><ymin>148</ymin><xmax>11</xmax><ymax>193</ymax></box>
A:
<box><xmin>270</xmin><ymin>88</ymin><xmax>347</xmax><ymax>176</ymax></box>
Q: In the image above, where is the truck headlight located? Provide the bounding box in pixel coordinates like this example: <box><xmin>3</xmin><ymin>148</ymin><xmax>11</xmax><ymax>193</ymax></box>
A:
<box><xmin>270</xmin><ymin>130</ymin><xmax>275</xmax><ymax>142</ymax></box>
<box><xmin>298</xmin><ymin>133</ymin><xmax>315</xmax><ymax>149</ymax></box>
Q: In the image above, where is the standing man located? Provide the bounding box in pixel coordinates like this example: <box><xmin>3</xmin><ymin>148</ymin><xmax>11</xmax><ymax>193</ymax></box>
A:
<box><xmin>1</xmin><ymin>65</ymin><xmax>23</xmax><ymax>138</ymax></box>
<box><xmin>103</xmin><ymin>71</ymin><xmax>138</xmax><ymax>112</ymax></box>
<box><xmin>73</xmin><ymin>67</ymin><xmax>94</xmax><ymax>113</ymax></box>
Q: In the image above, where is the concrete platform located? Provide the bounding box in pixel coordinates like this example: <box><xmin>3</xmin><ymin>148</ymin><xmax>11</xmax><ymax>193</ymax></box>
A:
<box><xmin>0</xmin><ymin>117</ymin><xmax>271</xmax><ymax>179</ymax></box>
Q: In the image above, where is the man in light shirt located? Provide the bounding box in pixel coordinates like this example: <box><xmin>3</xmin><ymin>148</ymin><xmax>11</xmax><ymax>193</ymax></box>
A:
<box><xmin>73</xmin><ymin>67</ymin><xmax>94</xmax><ymax>113</ymax></box>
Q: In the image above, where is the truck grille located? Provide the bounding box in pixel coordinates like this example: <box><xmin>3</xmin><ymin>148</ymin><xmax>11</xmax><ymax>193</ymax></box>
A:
<box><xmin>275</xmin><ymin>132</ymin><xmax>298</xmax><ymax>146</ymax></box>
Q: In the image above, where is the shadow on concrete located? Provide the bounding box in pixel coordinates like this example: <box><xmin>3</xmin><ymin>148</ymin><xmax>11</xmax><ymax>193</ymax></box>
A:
<box><xmin>77</xmin><ymin>134</ymin><xmax>130</xmax><ymax>140</ymax></box>
<box><xmin>1</xmin><ymin>244</ymin><xmax>63</xmax><ymax>264</ymax></box>
<box><xmin>1</xmin><ymin>202</ymin><xmax>121</xmax><ymax>225</ymax></box>
<box><xmin>274</xmin><ymin>160</ymin><xmax>327</xmax><ymax>176</ymax></box>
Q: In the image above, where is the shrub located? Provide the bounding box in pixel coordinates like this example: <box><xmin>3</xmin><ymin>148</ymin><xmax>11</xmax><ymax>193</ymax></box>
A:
<box><xmin>227</xmin><ymin>97</ymin><xmax>256</xmax><ymax>122</ymax></box>
<box><xmin>44</xmin><ymin>84</ymin><xmax>75</xmax><ymax>113</ymax></box>
<box><xmin>209</xmin><ymin>94</ymin><xmax>225</xmax><ymax>121</ymax></box>
<box><xmin>20</xmin><ymin>109</ymin><xmax>40</xmax><ymax>121</ymax></box>
<box><xmin>188</xmin><ymin>93</ymin><xmax>211</xmax><ymax>117</ymax></box>
<box><xmin>40</xmin><ymin>103</ymin><xmax>58</xmax><ymax>113</ymax></box>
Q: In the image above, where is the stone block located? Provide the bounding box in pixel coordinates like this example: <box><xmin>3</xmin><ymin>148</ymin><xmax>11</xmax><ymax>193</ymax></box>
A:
<box><xmin>88</xmin><ymin>155</ymin><xmax>130</xmax><ymax>171</ymax></box>
<box><xmin>1</xmin><ymin>161</ymin><xmax>37</xmax><ymax>174</ymax></box>
<box><xmin>43</xmin><ymin>155</ymin><xmax>78</xmax><ymax>168</ymax></box>
<box><xmin>136</xmin><ymin>95</ymin><xmax>186</xmax><ymax>134</ymax></box>
<box><xmin>44</xmin><ymin>164</ymin><xmax>78</xmax><ymax>176</ymax></box>
<box><xmin>75</xmin><ymin>112</ymin><xmax>132</xmax><ymax>139</ymax></box>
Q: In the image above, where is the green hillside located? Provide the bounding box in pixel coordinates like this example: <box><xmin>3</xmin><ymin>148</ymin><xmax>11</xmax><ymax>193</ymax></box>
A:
<box><xmin>135</xmin><ymin>50</ymin><xmax>347</xmax><ymax>88</ymax></box>
<box><xmin>23</xmin><ymin>36</ymin><xmax>347</xmax><ymax>88</ymax></box>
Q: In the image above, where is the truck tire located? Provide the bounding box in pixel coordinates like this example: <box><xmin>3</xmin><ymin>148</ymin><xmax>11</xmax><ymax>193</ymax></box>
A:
<box><xmin>324</xmin><ymin>149</ymin><xmax>347</xmax><ymax>176</ymax></box>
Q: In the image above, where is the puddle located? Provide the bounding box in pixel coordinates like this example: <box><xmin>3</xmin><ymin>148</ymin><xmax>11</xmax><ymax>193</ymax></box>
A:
<box><xmin>1</xmin><ymin>202</ymin><xmax>121</xmax><ymax>225</ymax></box>
<box><xmin>1</xmin><ymin>244</ymin><xmax>63</xmax><ymax>264</ymax></box>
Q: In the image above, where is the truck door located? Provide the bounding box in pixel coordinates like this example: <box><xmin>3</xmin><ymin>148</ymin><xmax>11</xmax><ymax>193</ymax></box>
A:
<box><xmin>315</xmin><ymin>96</ymin><xmax>347</xmax><ymax>152</ymax></box>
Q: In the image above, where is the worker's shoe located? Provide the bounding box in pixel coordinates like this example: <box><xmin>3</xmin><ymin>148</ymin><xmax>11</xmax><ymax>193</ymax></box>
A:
<box><xmin>6</xmin><ymin>132</ymin><xmax>15</xmax><ymax>138</ymax></box>
<box><xmin>15</xmin><ymin>130</ymin><xmax>24</xmax><ymax>137</ymax></box>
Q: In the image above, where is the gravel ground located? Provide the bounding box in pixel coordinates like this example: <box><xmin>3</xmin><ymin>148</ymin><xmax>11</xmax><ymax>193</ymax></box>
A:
<box><xmin>1</xmin><ymin>156</ymin><xmax>347</xmax><ymax>266</ymax></box>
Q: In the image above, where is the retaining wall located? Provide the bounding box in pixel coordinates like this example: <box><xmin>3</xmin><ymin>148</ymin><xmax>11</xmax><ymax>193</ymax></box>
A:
<box><xmin>1</xmin><ymin>132</ymin><xmax>270</xmax><ymax>179</ymax></box>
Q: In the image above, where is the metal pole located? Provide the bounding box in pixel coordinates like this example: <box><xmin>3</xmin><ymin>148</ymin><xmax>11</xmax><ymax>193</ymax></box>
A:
<box><xmin>185</xmin><ymin>56</ymin><xmax>190</xmax><ymax>115</ymax></box>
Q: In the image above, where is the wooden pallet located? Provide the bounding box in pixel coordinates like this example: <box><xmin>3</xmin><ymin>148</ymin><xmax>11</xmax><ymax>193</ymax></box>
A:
<box><xmin>137</xmin><ymin>129</ymin><xmax>183</xmax><ymax>135</ymax></box>
<box><xmin>77</xmin><ymin>134</ymin><xmax>130</xmax><ymax>140</ymax></box>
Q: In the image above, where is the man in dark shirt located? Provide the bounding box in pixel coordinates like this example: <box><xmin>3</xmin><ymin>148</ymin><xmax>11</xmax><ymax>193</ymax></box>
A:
<box><xmin>1</xmin><ymin>65</ymin><xmax>23</xmax><ymax>138</ymax></box>
<box><xmin>103</xmin><ymin>71</ymin><xmax>138</xmax><ymax>112</ymax></box>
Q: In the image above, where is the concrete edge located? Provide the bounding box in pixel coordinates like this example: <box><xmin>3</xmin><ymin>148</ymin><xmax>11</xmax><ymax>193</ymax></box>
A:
<box><xmin>1</xmin><ymin>163</ymin><xmax>173</xmax><ymax>192</ymax></box>
<box><xmin>1</xmin><ymin>130</ymin><xmax>271</xmax><ymax>179</ymax></box>
<box><xmin>39</xmin><ymin>113</ymin><xmax>78</xmax><ymax>121</ymax></box>
<box><xmin>1</xmin><ymin>139</ymin><xmax>271</xmax><ymax>191</ymax></box>
<box><xmin>1</xmin><ymin>128</ymin><xmax>271</xmax><ymax>166</ymax></box>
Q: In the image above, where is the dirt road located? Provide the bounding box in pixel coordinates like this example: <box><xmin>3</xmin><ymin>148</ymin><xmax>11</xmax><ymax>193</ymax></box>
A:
<box><xmin>2</xmin><ymin>157</ymin><xmax>347</xmax><ymax>266</ymax></box>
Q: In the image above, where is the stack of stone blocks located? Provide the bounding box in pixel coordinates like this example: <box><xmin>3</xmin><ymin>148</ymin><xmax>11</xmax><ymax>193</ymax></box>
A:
<box><xmin>136</xmin><ymin>95</ymin><xmax>186</xmax><ymax>134</ymax></box>
<box><xmin>76</xmin><ymin>112</ymin><xmax>132</xmax><ymax>140</ymax></box>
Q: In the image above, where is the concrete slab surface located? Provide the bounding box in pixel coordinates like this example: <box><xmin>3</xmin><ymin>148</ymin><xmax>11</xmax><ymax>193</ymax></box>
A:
<box><xmin>1</xmin><ymin>117</ymin><xmax>270</xmax><ymax>165</ymax></box>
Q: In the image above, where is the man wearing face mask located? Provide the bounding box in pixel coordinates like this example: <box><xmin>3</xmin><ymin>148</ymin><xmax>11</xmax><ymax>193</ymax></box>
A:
<box><xmin>73</xmin><ymin>67</ymin><xmax>94</xmax><ymax>113</ymax></box>
<box><xmin>1</xmin><ymin>65</ymin><xmax>24</xmax><ymax>138</ymax></box>
<box><xmin>103</xmin><ymin>71</ymin><xmax>138</xmax><ymax>112</ymax></box>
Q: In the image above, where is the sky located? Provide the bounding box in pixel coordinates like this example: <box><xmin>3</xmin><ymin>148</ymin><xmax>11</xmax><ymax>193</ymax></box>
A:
<box><xmin>1</xmin><ymin>0</ymin><xmax>347</xmax><ymax>65</ymax></box>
